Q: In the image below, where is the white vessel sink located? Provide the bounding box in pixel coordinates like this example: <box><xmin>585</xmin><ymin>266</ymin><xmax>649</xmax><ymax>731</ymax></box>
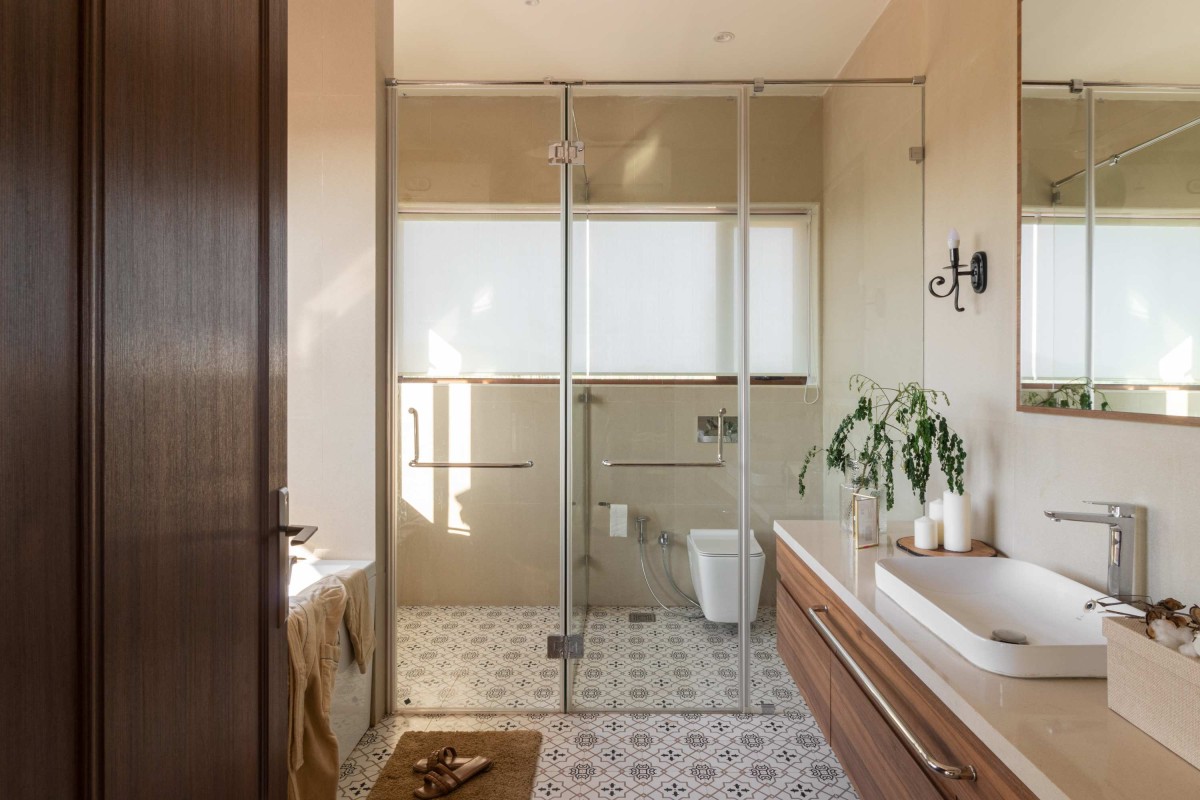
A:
<box><xmin>875</xmin><ymin>557</ymin><xmax>1131</xmax><ymax>678</ymax></box>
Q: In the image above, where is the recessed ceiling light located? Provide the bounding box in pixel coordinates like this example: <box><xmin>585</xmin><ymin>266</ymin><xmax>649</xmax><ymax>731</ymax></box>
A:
<box><xmin>714</xmin><ymin>31</ymin><xmax>735</xmax><ymax>43</ymax></box>
<box><xmin>525</xmin><ymin>0</ymin><xmax>539</xmax><ymax>6</ymax></box>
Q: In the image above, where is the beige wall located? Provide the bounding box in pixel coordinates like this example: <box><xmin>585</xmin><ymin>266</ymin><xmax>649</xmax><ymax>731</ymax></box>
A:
<box><xmin>288</xmin><ymin>0</ymin><xmax>381</xmax><ymax>561</ymax></box>
<box><xmin>844</xmin><ymin>0</ymin><xmax>1200</xmax><ymax>600</ymax></box>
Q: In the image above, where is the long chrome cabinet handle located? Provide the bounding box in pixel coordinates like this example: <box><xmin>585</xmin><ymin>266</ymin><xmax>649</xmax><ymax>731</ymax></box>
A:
<box><xmin>407</xmin><ymin>408</ymin><xmax>534</xmax><ymax>469</ymax></box>
<box><xmin>602</xmin><ymin>407</ymin><xmax>728</xmax><ymax>468</ymax></box>
<box><xmin>804</xmin><ymin>605</ymin><xmax>978</xmax><ymax>782</ymax></box>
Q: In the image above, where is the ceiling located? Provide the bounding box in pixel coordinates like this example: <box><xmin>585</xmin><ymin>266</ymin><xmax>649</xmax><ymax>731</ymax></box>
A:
<box><xmin>1023</xmin><ymin>0</ymin><xmax>1200</xmax><ymax>85</ymax></box>
<box><xmin>392</xmin><ymin>0</ymin><xmax>892</xmax><ymax>82</ymax></box>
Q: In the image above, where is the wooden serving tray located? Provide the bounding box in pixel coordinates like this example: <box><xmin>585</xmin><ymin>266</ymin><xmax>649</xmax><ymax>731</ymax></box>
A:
<box><xmin>895</xmin><ymin>536</ymin><xmax>997</xmax><ymax>557</ymax></box>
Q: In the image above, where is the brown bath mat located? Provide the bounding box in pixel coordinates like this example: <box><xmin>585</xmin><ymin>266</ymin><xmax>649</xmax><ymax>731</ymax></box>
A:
<box><xmin>368</xmin><ymin>730</ymin><xmax>542</xmax><ymax>800</ymax></box>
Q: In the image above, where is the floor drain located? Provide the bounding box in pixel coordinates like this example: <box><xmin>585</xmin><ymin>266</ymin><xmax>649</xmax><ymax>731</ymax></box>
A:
<box><xmin>629</xmin><ymin>612</ymin><xmax>656</xmax><ymax>623</ymax></box>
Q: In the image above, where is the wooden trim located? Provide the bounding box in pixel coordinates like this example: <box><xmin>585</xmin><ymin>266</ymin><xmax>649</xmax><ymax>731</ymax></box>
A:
<box><xmin>259</xmin><ymin>0</ymin><xmax>288</xmax><ymax>796</ymax></box>
<box><xmin>78</xmin><ymin>0</ymin><xmax>104</xmax><ymax>796</ymax></box>
<box><xmin>397</xmin><ymin>375</ymin><xmax>811</xmax><ymax>386</ymax></box>
<box><xmin>1017</xmin><ymin>402</ymin><xmax>1200</xmax><ymax>428</ymax></box>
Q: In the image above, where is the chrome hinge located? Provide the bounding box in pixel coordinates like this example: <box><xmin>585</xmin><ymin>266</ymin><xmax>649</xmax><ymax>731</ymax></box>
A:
<box><xmin>548</xmin><ymin>140</ymin><xmax>585</xmax><ymax>166</ymax></box>
<box><xmin>908</xmin><ymin>146</ymin><xmax>925</xmax><ymax>163</ymax></box>
<box><xmin>546</xmin><ymin>633</ymin><xmax>584</xmax><ymax>659</ymax></box>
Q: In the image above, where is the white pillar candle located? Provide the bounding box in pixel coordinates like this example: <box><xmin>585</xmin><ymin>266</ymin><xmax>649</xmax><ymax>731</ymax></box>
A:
<box><xmin>928</xmin><ymin>499</ymin><xmax>944</xmax><ymax>546</ymax></box>
<box><xmin>942</xmin><ymin>490</ymin><xmax>972</xmax><ymax>552</ymax></box>
<box><xmin>913</xmin><ymin>515</ymin><xmax>938</xmax><ymax>550</ymax></box>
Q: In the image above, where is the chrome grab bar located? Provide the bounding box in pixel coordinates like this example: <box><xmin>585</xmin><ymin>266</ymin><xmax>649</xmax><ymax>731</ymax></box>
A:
<box><xmin>407</xmin><ymin>408</ymin><xmax>534</xmax><ymax>469</ymax></box>
<box><xmin>602</xmin><ymin>408</ymin><xmax>728</xmax><ymax>468</ymax></box>
<box><xmin>804</xmin><ymin>605</ymin><xmax>978</xmax><ymax>782</ymax></box>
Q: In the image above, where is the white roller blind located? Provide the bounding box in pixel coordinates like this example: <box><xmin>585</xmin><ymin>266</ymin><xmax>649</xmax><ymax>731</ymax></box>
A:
<box><xmin>397</xmin><ymin>212</ymin><xmax>812</xmax><ymax>377</ymax></box>
<box><xmin>1021</xmin><ymin>217</ymin><xmax>1200</xmax><ymax>382</ymax></box>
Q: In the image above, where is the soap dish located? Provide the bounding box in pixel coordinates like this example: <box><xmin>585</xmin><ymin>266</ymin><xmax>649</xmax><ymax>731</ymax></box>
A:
<box><xmin>896</xmin><ymin>537</ymin><xmax>997</xmax><ymax>558</ymax></box>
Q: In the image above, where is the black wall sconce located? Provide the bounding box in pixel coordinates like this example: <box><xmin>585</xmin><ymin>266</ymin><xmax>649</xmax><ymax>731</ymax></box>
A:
<box><xmin>929</xmin><ymin>228</ymin><xmax>986</xmax><ymax>312</ymax></box>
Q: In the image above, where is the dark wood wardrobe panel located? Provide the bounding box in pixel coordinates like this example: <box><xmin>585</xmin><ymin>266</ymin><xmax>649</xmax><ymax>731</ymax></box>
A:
<box><xmin>0</xmin><ymin>4</ymin><xmax>83</xmax><ymax>798</ymax></box>
<box><xmin>99</xmin><ymin>1</ymin><xmax>284</xmax><ymax>796</ymax></box>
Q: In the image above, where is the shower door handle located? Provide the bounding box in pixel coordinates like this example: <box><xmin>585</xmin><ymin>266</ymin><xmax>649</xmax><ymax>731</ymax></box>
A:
<box><xmin>406</xmin><ymin>408</ymin><xmax>534</xmax><ymax>468</ymax></box>
<box><xmin>602</xmin><ymin>408</ymin><xmax>728</xmax><ymax>468</ymax></box>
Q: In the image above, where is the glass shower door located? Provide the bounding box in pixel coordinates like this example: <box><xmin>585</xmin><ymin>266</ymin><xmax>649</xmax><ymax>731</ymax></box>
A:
<box><xmin>566</xmin><ymin>86</ymin><xmax>745</xmax><ymax>711</ymax></box>
<box><xmin>391</xmin><ymin>86</ymin><xmax>567</xmax><ymax>711</ymax></box>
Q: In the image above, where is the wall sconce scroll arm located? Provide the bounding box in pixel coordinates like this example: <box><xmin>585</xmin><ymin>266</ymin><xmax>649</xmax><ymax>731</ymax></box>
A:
<box><xmin>929</xmin><ymin>250</ymin><xmax>987</xmax><ymax>312</ymax></box>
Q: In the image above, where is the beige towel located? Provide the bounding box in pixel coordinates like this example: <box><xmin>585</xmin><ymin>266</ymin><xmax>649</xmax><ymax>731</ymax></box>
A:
<box><xmin>286</xmin><ymin>578</ymin><xmax>348</xmax><ymax>800</ymax></box>
<box><xmin>335</xmin><ymin>567</ymin><xmax>375</xmax><ymax>674</ymax></box>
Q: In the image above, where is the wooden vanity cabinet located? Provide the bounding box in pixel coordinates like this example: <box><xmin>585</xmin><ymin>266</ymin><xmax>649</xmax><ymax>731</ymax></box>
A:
<box><xmin>776</xmin><ymin>560</ymin><xmax>832</xmax><ymax>733</ymax></box>
<box><xmin>776</xmin><ymin>538</ymin><xmax>1037</xmax><ymax>800</ymax></box>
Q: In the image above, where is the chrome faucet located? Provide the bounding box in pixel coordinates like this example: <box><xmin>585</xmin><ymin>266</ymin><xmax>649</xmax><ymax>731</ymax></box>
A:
<box><xmin>1043</xmin><ymin>502</ymin><xmax>1139</xmax><ymax>598</ymax></box>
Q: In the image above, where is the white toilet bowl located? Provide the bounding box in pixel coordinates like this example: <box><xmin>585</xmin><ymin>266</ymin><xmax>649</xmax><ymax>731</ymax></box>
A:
<box><xmin>687</xmin><ymin>529</ymin><xmax>765</xmax><ymax>623</ymax></box>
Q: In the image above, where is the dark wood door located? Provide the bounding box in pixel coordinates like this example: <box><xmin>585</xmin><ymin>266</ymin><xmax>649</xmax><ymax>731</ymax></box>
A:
<box><xmin>1</xmin><ymin>1</ymin><xmax>288</xmax><ymax>797</ymax></box>
<box><xmin>0</xmin><ymin>3</ymin><xmax>85</xmax><ymax>798</ymax></box>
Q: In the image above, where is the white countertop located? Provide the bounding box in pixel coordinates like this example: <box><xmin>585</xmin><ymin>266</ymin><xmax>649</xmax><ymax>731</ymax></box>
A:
<box><xmin>774</xmin><ymin>520</ymin><xmax>1200</xmax><ymax>800</ymax></box>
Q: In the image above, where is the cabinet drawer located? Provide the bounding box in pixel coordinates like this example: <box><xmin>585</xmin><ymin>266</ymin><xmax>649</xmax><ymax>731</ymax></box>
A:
<box><xmin>776</xmin><ymin>580</ymin><xmax>831</xmax><ymax>734</ymax></box>
<box><xmin>830</xmin><ymin>655</ymin><xmax>951</xmax><ymax>800</ymax></box>
<box><xmin>829</xmin><ymin>602</ymin><xmax>1037</xmax><ymax>800</ymax></box>
<box><xmin>777</xmin><ymin>536</ymin><xmax>832</xmax><ymax>609</ymax></box>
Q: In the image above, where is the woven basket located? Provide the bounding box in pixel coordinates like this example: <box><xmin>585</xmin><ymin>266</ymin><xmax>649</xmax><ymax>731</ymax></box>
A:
<box><xmin>1104</xmin><ymin>616</ymin><xmax>1200</xmax><ymax>769</ymax></box>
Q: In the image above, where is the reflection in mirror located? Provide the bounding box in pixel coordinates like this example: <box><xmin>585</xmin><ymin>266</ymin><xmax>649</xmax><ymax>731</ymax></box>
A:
<box><xmin>1020</xmin><ymin>1</ymin><xmax>1200</xmax><ymax>420</ymax></box>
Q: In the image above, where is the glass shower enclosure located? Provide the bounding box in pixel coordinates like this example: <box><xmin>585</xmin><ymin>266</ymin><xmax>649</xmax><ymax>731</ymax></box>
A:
<box><xmin>387</xmin><ymin>79</ymin><xmax>925</xmax><ymax>714</ymax></box>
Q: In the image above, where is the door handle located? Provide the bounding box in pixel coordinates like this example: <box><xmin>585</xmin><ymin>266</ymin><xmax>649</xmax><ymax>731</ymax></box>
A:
<box><xmin>282</xmin><ymin>523</ymin><xmax>318</xmax><ymax>545</ymax></box>
<box><xmin>277</xmin><ymin>487</ymin><xmax>318</xmax><ymax>626</ymax></box>
<box><xmin>279</xmin><ymin>488</ymin><xmax>318</xmax><ymax>544</ymax></box>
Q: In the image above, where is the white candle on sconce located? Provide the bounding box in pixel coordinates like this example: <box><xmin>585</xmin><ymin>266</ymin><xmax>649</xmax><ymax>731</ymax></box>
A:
<box><xmin>913</xmin><ymin>515</ymin><xmax>938</xmax><ymax>550</ymax></box>
<box><xmin>928</xmin><ymin>498</ymin><xmax>945</xmax><ymax>546</ymax></box>
<box><xmin>942</xmin><ymin>489</ymin><xmax>972</xmax><ymax>552</ymax></box>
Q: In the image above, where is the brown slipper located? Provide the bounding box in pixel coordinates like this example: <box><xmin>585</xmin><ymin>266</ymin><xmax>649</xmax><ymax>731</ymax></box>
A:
<box><xmin>413</xmin><ymin>746</ymin><xmax>472</xmax><ymax>773</ymax></box>
<box><xmin>413</xmin><ymin>756</ymin><xmax>494</xmax><ymax>799</ymax></box>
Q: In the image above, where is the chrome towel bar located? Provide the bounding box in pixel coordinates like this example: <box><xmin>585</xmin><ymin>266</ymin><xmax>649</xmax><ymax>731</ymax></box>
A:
<box><xmin>804</xmin><ymin>605</ymin><xmax>977</xmax><ymax>782</ymax></box>
<box><xmin>407</xmin><ymin>408</ymin><xmax>534</xmax><ymax>469</ymax></box>
<box><xmin>602</xmin><ymin>408</ymin><xmax>728</xmax><ymax>468</ymax></box>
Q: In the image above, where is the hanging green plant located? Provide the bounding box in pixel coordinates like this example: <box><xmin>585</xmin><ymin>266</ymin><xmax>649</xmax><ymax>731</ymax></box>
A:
<box><xmin>798</xmin><ymin>374</ymin><xmax>967</xmax><ymax>510</ymax></box>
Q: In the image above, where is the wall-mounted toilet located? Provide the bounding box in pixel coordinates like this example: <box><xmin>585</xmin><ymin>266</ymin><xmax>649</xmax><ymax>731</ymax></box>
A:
<box><xmin>687</xmin><ymin>529</ymin><xmax>765</xmax><ymax>623</ymax></box>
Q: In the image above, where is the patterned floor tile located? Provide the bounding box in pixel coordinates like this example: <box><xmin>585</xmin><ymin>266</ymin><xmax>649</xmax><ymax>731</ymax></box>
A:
<box><xmin>360</xmin><ymin>604</ymin><xmax>857</xmax><ymax>800</ymax></box>
<box><xmin>338</xmin><ymin>711</ymin><xmax>856</xmax><ymax>800</ymax></box>
<box><xmin>395</xmin><ymin>604</ymin><xmax>798</xmax><ymax>712</ymax></box>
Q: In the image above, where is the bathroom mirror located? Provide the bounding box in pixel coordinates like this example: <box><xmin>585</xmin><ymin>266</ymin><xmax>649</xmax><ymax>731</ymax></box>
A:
<box><xmin>1020</xmin><ymin>1</ymin><xmax>1200</xmax><ymax>423</ymax></box>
